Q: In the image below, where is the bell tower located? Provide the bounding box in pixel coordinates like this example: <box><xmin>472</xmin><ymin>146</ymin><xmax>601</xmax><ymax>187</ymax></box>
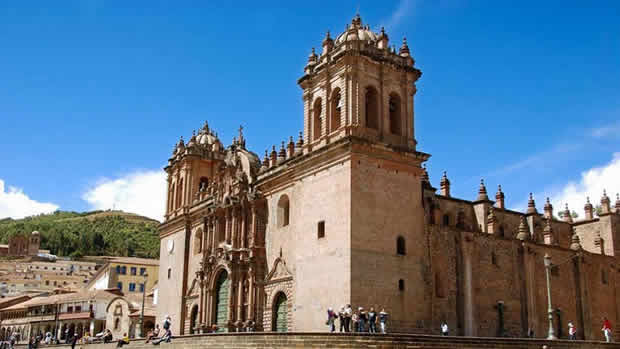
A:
<box><xmin>298</xmin><ymin>14</ymin><xmax>422</xmax><ymax>152</ymax></box>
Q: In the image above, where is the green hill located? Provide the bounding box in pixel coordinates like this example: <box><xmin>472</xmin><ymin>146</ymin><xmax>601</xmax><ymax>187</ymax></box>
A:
<box><xmin>0</xmin><ymin>210</ymin><xmax>161</xmax><ymax>259</ymax></box>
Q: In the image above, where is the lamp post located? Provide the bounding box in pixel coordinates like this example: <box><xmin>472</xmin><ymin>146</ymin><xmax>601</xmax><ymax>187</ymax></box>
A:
<box><xmin>138</xmin><ymin>273</ymin><xmax>148</xmax><ymax>338</ymax></box>
<box><xmin>543</xmin><ymin>253</ymin><xmax>556</xmax><ymax>340</ymax></box>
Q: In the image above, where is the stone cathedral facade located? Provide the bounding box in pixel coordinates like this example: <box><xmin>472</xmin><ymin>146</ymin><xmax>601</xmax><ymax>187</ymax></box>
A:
<box><xmin>157</xmin><ymin>15</ymin><xmax>620</xmax><ymax>340</ymax></box>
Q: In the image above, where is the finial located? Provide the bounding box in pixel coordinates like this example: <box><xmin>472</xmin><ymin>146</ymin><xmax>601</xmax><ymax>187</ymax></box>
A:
<box><xmin>527</xmin><ymin>193</ymin><xmax>537</xmax><ymax>214</ymax></box>
<box><xmin>516</xmin><ymin>216</ymin><xmax>529</xmax><ymax>241</ymax></box>
<box><xmin>586</xmin><ymin>196</ymin><xmax>591</xmax><ymax>204</ymax></box>
<box><xmin>381</xmin><ymin>26</ymin><xmax>385</xmax><ymax>35</ymax></box>
<box><xmin>297</xmin><ymin>131</ymin><xmax>304</xmax><ymax>147</ymax></box>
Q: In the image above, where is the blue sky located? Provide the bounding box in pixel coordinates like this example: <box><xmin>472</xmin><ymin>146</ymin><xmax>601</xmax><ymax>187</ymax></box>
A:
<box><xmin>1</xmin><ymin>1</ymin><xmax>619</xmax><ymax>221</ymax></box>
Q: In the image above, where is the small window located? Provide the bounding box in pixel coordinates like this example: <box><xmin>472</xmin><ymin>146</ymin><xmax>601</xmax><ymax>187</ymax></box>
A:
<box><xmin>117</xmin><ymin>282</ymin><xmax>123</xmax><ymax>290</ymax></box>
<box><xmin>398</xmin><ymin>279</ymin><xmax>405</xmax><ymax>291</ymax></box>
<box><xmin>396</xmin><ymin>236</ymin><xmax>406</xmax><ymax>255</ymax></box>
<box><xmin>129</xmin><ymin>283</ymin><xmax>136</xmax><ymax>292</ymax></box>
<box><xmin>67</xmin><ymin>306</ymin><xmax>73</xmax><ymax>313</ymax></box>
<box><xmin>116</xmin><ymin>265</ymin><xmax>121</xmax><ymax>274</ymax></box>
<box><xmin>130</xmin><ymin>267</ymin><xmax>137</xmax><ymax>275</ymax></box>
<box><xmin>317</xmin><ymin>221</ymin><xmax>325</xmax><ymax>239</ymax></box>
<box><xmin>140</xmin><ymin>268</ymin><xmax>146</xmax><ymax>276</ymax></box>
<box><xmin>167</xmin><ymin>268</ymin><xmax>172</xmax><ymax>279</ymax></box>
<box><xmin>442</xmin><ymin>214</ymin><xmax>450</xmax><ymax>226</ymax></box>
<box><xmin>121</xmin><ymin>266</ymin><xmax>127</xmax><ymax>275</ymax></box>
<box><xmin>114</xmin><ymin>318</ymin><xmax>120</xmax><ymax>330</ymax></box>
<box><xmin>75</xmin><ymin>306</ymin><xmax>81</xmax><ymax>312</ymax></box>
<box><xmin>602</xmin><ymin>269</ymin><xmax>608</xmax><ymax>285</ymax></box>
<box><xmin>277</xmin><ymin>195</ymin><xmax>290</xmax><ymax>228</ymax></box>
<box><xmin>140</xmin><ymin>283</ymin><xmax>145</xmax><ymax>292</ymax></box>
<box><xmin>491</xmin><ymin>252</ymin><xmax>498</xmax><ymax>266</ymax></box>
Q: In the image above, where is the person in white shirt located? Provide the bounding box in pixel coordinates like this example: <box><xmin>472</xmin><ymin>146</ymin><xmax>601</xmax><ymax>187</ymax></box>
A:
<box><xmin>568</xmin><ymin>321</ymin><xmax>577</xmax><ymax>340</ymax></box>
<box><xmin>441</xmin><ymin>321</ymin><xmax>449</xmax><ymax>336</ymax></box>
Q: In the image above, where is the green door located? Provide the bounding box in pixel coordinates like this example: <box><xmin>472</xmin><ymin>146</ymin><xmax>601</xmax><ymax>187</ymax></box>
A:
<box><xmin>274</xmin><ymin>293</ymin><xmax>288</xmax><ymax>332</ymax></box>
<box><xmin>214</xmin><ymin>271</ymin><xmax>230</xmax><ymax>332</ymax></box>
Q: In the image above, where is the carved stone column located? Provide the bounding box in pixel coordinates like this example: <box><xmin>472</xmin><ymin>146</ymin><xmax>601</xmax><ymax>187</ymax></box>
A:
<box><xmin>250</xmin><ymin>204</ymin><xmax>257</xmax><ymax>248</ymax></box>
<box><xmin>225</xmin><ymin>209</ymin><xmax>232</xmax><ymax>245</ymax></box>
<box><xmin>248</xmin><ymin>267</ymin><xmax>255</xmax><ymax>320</ymax></box>
<box><xmin>231</xmin><ymin>208</ymin><xmax>238</xmax><ymax>248</ymax></box>
<box><xmin>240</xmin><ymin>208</ymin><xmax>247</xmax><ymax>249</ymax></box>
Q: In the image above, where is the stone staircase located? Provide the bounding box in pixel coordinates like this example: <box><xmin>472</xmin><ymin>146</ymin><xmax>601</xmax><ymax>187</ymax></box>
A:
<box><xmin>18</xmin><ymin>333</ymin><xmax>620</xmax><ymax>349</ymax></box>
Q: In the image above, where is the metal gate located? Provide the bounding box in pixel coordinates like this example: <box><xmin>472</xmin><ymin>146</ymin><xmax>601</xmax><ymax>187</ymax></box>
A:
<box><xmin>273</xmin><ymin>293</ymin><xmax>288</xmax><ymax>332</ymax></box>
<box><xmin>214</xmin><ymin>271</ymin><xmax>229</xmax><ymax>332</ymax></box>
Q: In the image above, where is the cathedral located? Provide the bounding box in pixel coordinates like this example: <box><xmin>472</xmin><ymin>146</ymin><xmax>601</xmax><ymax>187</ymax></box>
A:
<box><xmin>156</xmin><ymin>15</ymin><xmax>620</xmax><ymax>340</ymax></box>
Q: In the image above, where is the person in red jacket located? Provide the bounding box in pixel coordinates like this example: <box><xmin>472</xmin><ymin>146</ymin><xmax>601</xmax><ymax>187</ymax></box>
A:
<box><xmin>602</xmin><ymin>317</ymin><xmax>612</xmax><ymax>342</ymax></box>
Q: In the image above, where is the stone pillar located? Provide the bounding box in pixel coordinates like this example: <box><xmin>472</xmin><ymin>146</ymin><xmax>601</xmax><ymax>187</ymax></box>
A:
<box><xmin>89</xmin><ymin>320</ymin><xmax>95</xmax><ymax>336</ymax></box>
<box><xmin>231</xmin><ymin>208</ymin><xmax>238</xmax><ymax>248</ymax></box>
<box><xmin>237</xmin><ymin>276</ymin><xmax>244</xmax><ymax>323</ymax></box>
<box><xmin>240</xmin><ymin>209</ymin><xmax>247</xmax><ymax>249</ymax></box>
<box><xmin>227</xmin><ymin>272</ymin><xmax>235</xmax><ymax>330</ymax></box>
<box><xmin>213</xmin><ymin>216</ymin><xmax>219</xmax><ymax>247</ymax></box>
<box><xmin>198</xmin><ymin>279</ymin><xmax>204</xmax><ymax>325</ymax></box>
<box><xmin>205</xmin><ymin>289</ymin><xmax>213</xmax><ymax>327</ymax></box>
<box><xmin>225</xmin><ymin>209</ymin><xmax>232</xmax><ymax>245</ymax></box>
<box><xmin>250</xmin><ymin>205</ymin><xmax>257</xmax><ymax>248</ymax></box>
<box><xmin>248</xmin><ymin>268</ymin><xmax>255</xmax><ymax>320</ymax></box>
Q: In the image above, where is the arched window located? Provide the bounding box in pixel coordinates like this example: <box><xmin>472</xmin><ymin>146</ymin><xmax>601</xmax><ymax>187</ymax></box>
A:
<box><xmin>176</xmin><ymin>178</ymin><xmax>184</xmax><ymax>209</ymax></box>
<box><xmin>313</xmin><ymin>98</ymin><xmax>323</xmax><ymax>141</ymax></box>
<box><xmin>199</xmin><ymin>177</ymin><xmax>209</xmax><ymax>192</ymax></box>
<box><xmin>365</xmin><ymin>86</ymin><xmax>379</xmax><ymax>130</ymax></box>
<box><xmin>398</xmin><ymin>279</ymin><xmax>405</xmax><ymax>291</ymax></box>
<box><xmin>396</xmin><ymin>236</ymin><xmax>406</xmax><ymax>255</ymax></box>
<box><xmin>389</xmin><ymin>93</ymin><xmax>402</xmax><ymax>135</ymax></box>
<box><xmin>277</xmin><ymin>195</ymin><xmax>290</xmax><ymax>227</ymax></box>
<box><xmin>456</xmin><ymin>211</ymin><xmax>465</xmax><ymax>229</ymax></box>
<box><xmin>330</xmin><ymin>89</ymin><xmax>342</xmax><ymax>132</ymax></box>
<box><xmin>194</xmin><ymin>228</ymin><xmax>203</xmax><ymax>254</ymax></box>
<box><xmin>442</xmin><ymin>214</ymin><xmax>450</xmax><ymax>226</ymax></box>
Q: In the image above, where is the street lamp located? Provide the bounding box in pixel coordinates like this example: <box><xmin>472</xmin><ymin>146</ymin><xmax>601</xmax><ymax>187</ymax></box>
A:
<box><xmin>138</xmin><ymin>273</ymin><xmax>148</xmax><ymax>338</ymax></box>
<box><xmin>543</xmin><ymin>253</ymin><xmax>556</xmax><ymax>340</ymax></box>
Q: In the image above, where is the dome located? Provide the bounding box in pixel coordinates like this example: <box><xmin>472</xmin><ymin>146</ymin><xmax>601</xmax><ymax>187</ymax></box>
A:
<box><xmin>335</xmin><ymin>15</ymin><xmax>378</xmax><ymax>45</ymax></box>
<box><xmin>336</xmin><ymin>27</ymin><xmax>378</xmax><ymax>45</ymax></box>
<box><xmin>198</xmin><ymin>133</ymin><xmax>218</xmax><ymax>145</ymax></box>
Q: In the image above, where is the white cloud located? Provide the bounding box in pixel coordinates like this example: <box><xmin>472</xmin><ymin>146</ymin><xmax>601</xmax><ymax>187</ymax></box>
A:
<box><xmin>381</xmin><ymin>0</ymin><xmax>417</xmax><ymax>32</ymax></box>
<box><xmin>0</xmin><ymin>179</ymin><xmax>59</xmax><ymax>219</ymax></box>
<box><xmin>549</xmin><ymin>153</ymin><xmax>620</xmax><ymax>215</ymax></box>
<box><xmin>82</xmin><ymin>170</ymin><xmax>167</xmax><ymax>222</ymax></box>
<box><xmin>590</xmin><ymin>121</ymin><xmax>620</xmax><ymax>139</ymax></box>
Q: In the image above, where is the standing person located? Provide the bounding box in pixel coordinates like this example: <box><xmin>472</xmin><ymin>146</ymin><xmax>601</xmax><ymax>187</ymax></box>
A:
<box><xmin>441</xmin><ymin>321</ymin><xmax>449</xmax><ymax>336</ymax></box>
<box><xmin>116</xmin><ymin>333</ymin><xmax>129</xmax><ymax>348</ymax></box>
<box><xmin>602</xmin><ymin>317</ymin><xmax>612</xmax><ymax>342</ymax></box>
<box><xmin>568</xmin><ymin>321</ymin><xmax>577</xmax><ymax>340</ymax></box>
<box><xmin>358</xmin><ymin>307</ymin><xmax>367</xmax><ymax>332</ymax></box>
<box><xmin>70</xmin><ymin>334</ymin><xmax>78</xmax><ymax>349</ymax></box>
<box><xmin>351</xmin><ymin>311</ymin><xmax>359</xmax><ymax>333</ymax></box>
<box><xmin>368</xmin><ymin>307</ymin><xmax>377</xmax><ymax>333</ymax></box>
<box><xmin>163</xmin><ymin>315</ymin><xmax>172</xmax><ymax>334</ymax></box>
<box><xmin>326</xmin><ymin>308</ymin><xmax>337</xmax><ymax>333</ymax></box>
<box><xmin>344</xmin><ymin>305</ymin><xmax>353</xmax><ymax>332</ymax></box>
<box><xmin>379</xmin><ymin>308</ymin><xmax>389</xmax><ymax>334</ymax></box>
<box><xmin>338</xmin><ymin>307</ymin><xmax>346</xmax><ymax>333</ymax></box>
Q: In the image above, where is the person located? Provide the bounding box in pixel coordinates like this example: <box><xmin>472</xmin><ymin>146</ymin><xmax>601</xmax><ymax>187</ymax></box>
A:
<box><xmin>326</xmin><ymin>308</ymin><xmax>337</xmax><ymax>333</ymax></box>
<box><xmin>146</xmin><ymin>324</ymin><xmax>160</xmax><ymax>344</ymax></box>
<box><xmin>351</xmin><ymin>311</ymin><xmax>359</xmax><ymax>333</ymax></box>
<box><xmin>379</xmin><ymin>308</ymin><xmax>388</xmax><ymax>334</ymax></box>
<box><xmin>116</xmin><ymin>333</ymin><xmax>130</xmax><ymax>348</ymax></box>
<box><xmin>568</xmin><ymin>321</ymin><xmax>577</xmax><ymax>340</ymax></box>
<box><xmin>338</xmin><ymin>306</ymin><xmax>346</xmax><ymax>332</ymax></box>
<box><xmin>527</xmin><ymin>327</ymin><xmax>534</xmax><ymax>338</ymax></box>
<box><xmin>344</xmin><ymin>305</ymin><xmax>352</xmax><ymax>332</ymax></box>
<box><xmin>602</xmin><ymin>317</ymin><xmax>612</xmax><ymax>342</ymax></box>
<box><xmin>70</xmin><ymin>334</ymin><xmax>78</xmax><ymax>349</ymax></box>
<box><xmin>163</xmin><ymin>315</ymin><xmax>172</xmax><ymax>333</ymax></box>
<box><xmin>441</xmin><ymin>321</ymin><xmax>449</xmax><ymax>336</ymax></box>
<box><xmin>103</xmin><ymin>329</ymin><xmax>114</xmax><ymax>344</ymax></box>
<box><xmin>358</xmin><ymin>307</ymin><xmax>367</xmax><ymax>332</ymax></box>
<box><xmin>368</xmin><ymin>307</ymin><xmax>377</xmax><ymax>333</ymax></box>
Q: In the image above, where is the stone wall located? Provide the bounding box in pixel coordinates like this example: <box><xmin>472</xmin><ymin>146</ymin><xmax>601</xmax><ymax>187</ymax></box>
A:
<box><xmin>29</xmin><ymin>333</ymin><xmax>620</xmax><ymax>349</ymax></box>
